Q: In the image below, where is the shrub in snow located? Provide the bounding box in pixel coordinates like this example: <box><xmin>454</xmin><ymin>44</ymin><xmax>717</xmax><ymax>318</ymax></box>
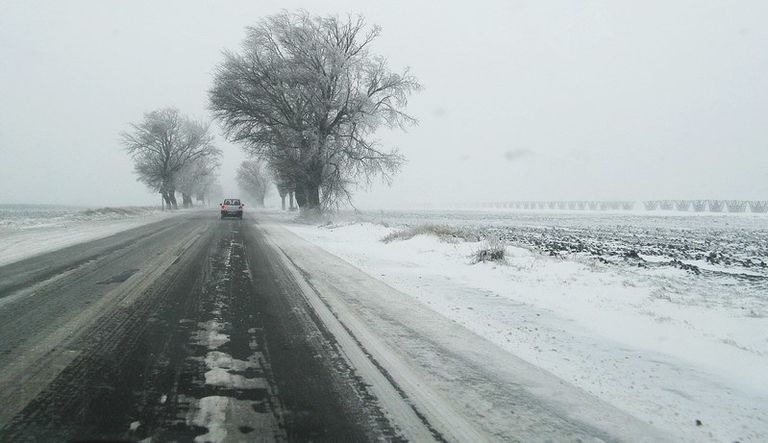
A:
<box><xmin>381</xmin><ymin>224</ymin><xmax>479</xmax><ymax>243</ymax></box>
<box><xmin>659</xmin><ymin>200</ymin><xmax>674</xmax><ymax>210</ymax></box>
<box><xmin>471</xmin><ymin>236</ymin><xmax>506</xmax><ymax>264</ymax></box>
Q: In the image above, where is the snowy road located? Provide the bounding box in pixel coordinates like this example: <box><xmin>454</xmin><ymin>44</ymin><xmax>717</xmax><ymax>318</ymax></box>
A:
<box><xmin>0</xmin><ymin>211</ymin><xmax>669</xmax><ymax>441</ymax></box>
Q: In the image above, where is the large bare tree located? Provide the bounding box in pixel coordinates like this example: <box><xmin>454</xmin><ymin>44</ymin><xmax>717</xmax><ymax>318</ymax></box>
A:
<box><xmin>121</xmin><ymin>108</ymin><xmax>220</xmax><ymax>208</ymax></box>
<box><xmin>210</xmin><ymin>11</ymin><xmax>419</xmax><ymax>213</ymax></box>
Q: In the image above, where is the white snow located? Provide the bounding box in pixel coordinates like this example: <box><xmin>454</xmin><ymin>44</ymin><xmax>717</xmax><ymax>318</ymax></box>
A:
<box><xmin>186</xmin><ymin>308</ymin><xmax>279</xmax><ymax>442</ymax></box>
<box><xmin>187</xmin><ymin>396</ymin><xmax>233</xmax><ymax>443</ymax></box>
<box><xmin>0</xmin><ymin>207</ymin><xmax>183</xmax><ymax>267</ymax></box>
<box><xmin>281</xmin><ymin>217</ymin><xmax>768</xmax><ymax>443</ymax></box>
<box><xmin>191</xmin><ymin>320</ymin><xmax>230</xmax><ymax>350</ymax></box>
<box><xmin>186</xmin><ymin>395</ymin><xmax>278</xmax><ymax>443</ymax></box>
<box><xmin>202</xmin><ymin>351</ymin><xmax>266</xmax><ymax>390</ymax></box>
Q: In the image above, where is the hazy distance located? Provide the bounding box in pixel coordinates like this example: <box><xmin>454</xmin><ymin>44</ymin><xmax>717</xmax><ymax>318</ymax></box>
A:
<box><xmin>1</xmin><ymin>0</ymin><xmax>766</xmax><ymax>208</ymax></box>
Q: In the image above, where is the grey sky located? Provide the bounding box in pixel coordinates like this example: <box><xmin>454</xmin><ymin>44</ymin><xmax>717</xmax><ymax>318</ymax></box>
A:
<box><xmin>1</xmin><ymin>0</ymin><xmax>766</xmax><ymax>208</ymax></box>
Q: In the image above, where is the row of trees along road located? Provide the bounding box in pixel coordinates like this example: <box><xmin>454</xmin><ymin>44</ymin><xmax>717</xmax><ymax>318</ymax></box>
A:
<box><xmin>210</xmin><ymin>11</ymin><xmax>420</xmax><ymax>214</ymax></box>
<box><xmin>236</xmin><ymin>160</ymin><xmax>270</xmax><ymax>207</ymax></box>
<box><xmin>122</xmin><ymin>108</ymin><xmax>222</xmax><ymax>209</ymax></box>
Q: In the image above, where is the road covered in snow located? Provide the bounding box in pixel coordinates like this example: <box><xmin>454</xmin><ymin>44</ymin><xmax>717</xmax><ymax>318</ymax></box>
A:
<box><xmin>0</xmin><ymin>208</ymin><xmax>684</xmax><ymax>442</ymax></box>
<box><xmin>280</xmin><ymin>208</ymin><xmax>768</xmax><ymax>443</ymax></box>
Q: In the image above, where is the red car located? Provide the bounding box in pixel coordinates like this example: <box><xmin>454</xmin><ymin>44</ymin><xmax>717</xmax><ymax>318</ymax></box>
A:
<box><xmin>220</xmin><ymin>198</ymin><xmax>243</xmax><ymax>219</ymax></box>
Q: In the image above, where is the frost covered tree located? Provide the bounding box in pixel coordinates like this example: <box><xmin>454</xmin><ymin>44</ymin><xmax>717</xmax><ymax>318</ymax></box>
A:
<box><xmin>708</xmin><ymin>200</ymin><xmax>725</xmax><ymax>212</ymax></box>
<box><xmin>122</xmin><ymin>108</ymin><xmax>220</xmax><ymax>209</ymax></box>
<box><xmin>177</xmin><ymin>157</ymin><xmax>220</xmax><ymax>208</ymax></box>
<box><xmin>726</xmin><ymin>200</ymin><xmax>747</xmax><ymax>213</ymax></box>
<box><xmin>749</xmin><ymin>201</ymin><xmax>768</xmax><ymax>213</ymax></box>
<box><xmin>691</xmin><ymin>200</ymin><xmax>707</xmax><ymax>212</ymax></box>
<box><xmin>210</xmin><ymin>11</ymin><xmax>420</xmax><ymax>214</ymax></box>
<box><xmin>643</xmin><ymin>200</ymin><xmax>659</xmax><ymax>211</ymax></box>
<box><xmin>237</xmin><ymin>160</ymin><xmax>270</xmax><ymax>207</ymax></box>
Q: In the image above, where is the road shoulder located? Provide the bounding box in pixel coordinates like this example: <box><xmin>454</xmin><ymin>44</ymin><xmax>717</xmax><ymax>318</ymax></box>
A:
<box><xmin>254</xmin><ymin>217</ymin><xmax>670</xmax><ymax>442</ymax></box>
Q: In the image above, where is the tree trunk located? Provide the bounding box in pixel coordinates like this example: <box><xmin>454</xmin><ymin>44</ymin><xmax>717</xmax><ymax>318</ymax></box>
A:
<box><xmin>162</xmin><ymin>191</ymin><xmax>173</xmax><ymax>209</ymax></box>
<box><xmin>289</xmin><ymin>192</ymin><xmax>295</xmax><ymax>211</ymax></box>
<box><xmin>169</xmin><ymin>190</ymin><xmax>178</xmax><ymax>209</ymax></box>
<box><xmin>299</xmin><ymin>183</ymin><xmax>321</xmax><ymax>218</ymax></box>
<box><xmin>280</xmin><ymin>193</ymin><xmax>286</xmax><ymax>210</ymax></box>
<box><xmin>295</xmin><ymin>188</ymin><xmax>307</xmax><ymax>209</ymax></box>
<box><xmin>305</xmin><ymin>184</ymin><xmax>320</xmax><ymax>209</ymax></box>
<box><xmin>182</xmin><ymin>193</ymin><xmax>193</xmax><ymax>208</ymax></box>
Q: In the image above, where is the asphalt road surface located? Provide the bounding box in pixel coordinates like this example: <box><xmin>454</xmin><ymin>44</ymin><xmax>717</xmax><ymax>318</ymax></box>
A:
<box><xmin>0</xmin><ymin>211</ymin><xmax>406</xmax><ymax>442</ymax></box>
<box><xmin>0</xmin><ymin>210</ymin><xmax>670</xmax><ymax>442</ymax></box>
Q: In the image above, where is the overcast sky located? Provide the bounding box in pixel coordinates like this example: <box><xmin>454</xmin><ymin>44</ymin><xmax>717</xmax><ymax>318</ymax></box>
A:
<box><xmin>1</xmin><ymin>0</ymin><xmax>766</xmax><ymax>208</ymax></box>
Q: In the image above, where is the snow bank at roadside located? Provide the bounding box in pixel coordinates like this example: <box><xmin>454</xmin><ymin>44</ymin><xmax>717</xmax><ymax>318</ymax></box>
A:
<box><xmin>283</xmin><ymin>220</ymin><xmax>768</xmax><ymax>443</ymax></box>
<box><xmin>0</xmin><ymin>205</ymin><xmax>165</xmax><ymax>231</ymax></box>
<box><xmin>0</xmin><ymin>207</ymin><xmax>183</xmax><ymax>267</ymax></box>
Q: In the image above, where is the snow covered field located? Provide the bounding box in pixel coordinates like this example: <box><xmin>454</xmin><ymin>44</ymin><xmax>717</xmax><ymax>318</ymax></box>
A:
<box><xmin>279</xmin><ymin>209</ymin><xmax>768</xmax><ymax>442</ymax></box>
<box><xmin>0</xmin><ymin>205</ymin><xmax>181</xmax><ymax>266</ymax></box>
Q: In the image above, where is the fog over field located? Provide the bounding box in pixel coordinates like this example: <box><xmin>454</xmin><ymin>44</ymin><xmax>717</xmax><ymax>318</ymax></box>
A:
<box><xmin>1</xmin><ymin>0</ymin><xmax>767</xmax><ymax>208</ymax></box>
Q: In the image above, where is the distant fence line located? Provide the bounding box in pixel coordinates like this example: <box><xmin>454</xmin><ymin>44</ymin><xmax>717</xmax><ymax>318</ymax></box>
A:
<box><xmin>476</xmin><ymin>200</ymin><xmax>768</xmax><ymax>213</ymax></box>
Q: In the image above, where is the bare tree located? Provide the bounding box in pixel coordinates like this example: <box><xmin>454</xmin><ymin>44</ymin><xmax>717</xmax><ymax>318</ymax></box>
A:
<box><xmin>122</xmin><ymin>108</ymin><xmax>220</xmax><ymax>209</ymax></box>
<box><xmin>643</xmin><ymin>200</ymin><xmax>659</xmax><ymax>210</ymax></box>
<box><xmin>177</xmin><ymin>157</ymin><xmax>220</xmax><ymax>208</ymax></box>
<box><xmin>749</xmin><ymin>201</ymin><xmax>768</xmax><ymax>213</ymax></box>
<box><xmin>708</xmin><ymin>200</ymin><xmax>725</xmax><ymax>212</ymax></box>
<box><xmin>726</xmin><ymin>200</ymin><xmax>747</xmax><ymax>213</ymax></box>
<box><xmin>237</xmin><ymin>160</ymin><xmax>270</xmax><ymax>207</ymax></box>
<box><xmin>210</xmin><ymin>11</ymin><xmax>420</xmax><ymax>214</ymax></box>
<box><xmin>691</xmin><ymin>200</ymin><xmax>707</xmax><ymax>212</ymax></box>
